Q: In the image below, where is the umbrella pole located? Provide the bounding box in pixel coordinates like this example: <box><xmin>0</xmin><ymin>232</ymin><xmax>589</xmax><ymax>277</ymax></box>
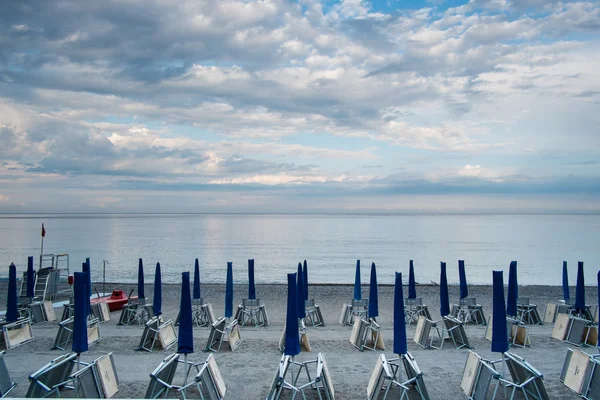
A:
<box><xmin>291</xmin><ymin>356</ymin><xmax>295</xmax><ymax>388</ymax></box>
<box><xmin>502</xmin><ymin>352</ymin><xmax>506</xmax><ymax>399</ymax></box>
<box><xmin>183</xmin><ymin>353</ymin><xmax>188</xmax><ymax>386</ymax></box>
<box><xmin>76</xmin><ymin>353</ymin><xmax>80</xmax><ymax>372</ymax></box>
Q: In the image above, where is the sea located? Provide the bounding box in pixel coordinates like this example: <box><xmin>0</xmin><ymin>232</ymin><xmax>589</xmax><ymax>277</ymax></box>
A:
<box><xmin>0</xmin><ymin>213</ymin><xmax>598</xmax><ymax>286</ymax></box>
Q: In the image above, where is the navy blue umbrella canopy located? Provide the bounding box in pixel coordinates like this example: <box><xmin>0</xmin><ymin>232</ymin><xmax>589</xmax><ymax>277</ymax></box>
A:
<box><xmin>284</xmin><ymin>273</ymin><xmax>301</xmax><ymax>356</ymax></box>
<box><xmin>82</xmin><ymin>262</ymin><xmax>91</xmax><ymax>314</ymax></box>
<box><xmin>153</xmin><ymin>262</ymin><xmax>162</xmax><ymax>316</ymax></box>
<box><xmin>26</xmin><ymin>256</ymin><xmax>35</xmax><ymax>298</ymax></box>
<box><xmin>507</xmin><ymin>261</ymin><xmax>518</xmax><ymax>317</ymax></box>
<box><xmin>72</xmin><ymin>271</ymin><xmax>89</xmax><ymax>354</ymax></box>
<box><xmin>440</xmin><ymin>262</ymin><xmax>450</xmax><ymax>317</ymax></box>
<box><xmin>492</xmin><ymin>270</ymin><xmax>509</xmax><ymax>353</ymax></box>
<box><xmin>193</xmin><ymin>258</ymin><xmax>201</xmax><ymax>300</ymax></box>
<box><xmin>6</xmin><ymin>263</ymin><xmax>18</xmax><ymax>322</ymax></box>
<box><xmin>354</xmin><ymin>260</ymin><xmax>362</xmax><ymax>301</ymax></box>
<box><xmin>458</xmin><ymin>260</ymin><xmax>468</xmax><ymax>299</ymax></box>
<box><xmin>225</xmin><ymin>262</ymin><xmax>233</xmax><ymax>318</ymax></box>
<box><xmin>297</xmin><ymin>263</ymin><xmax>306</xmax><ymax>319</ymax></box>
<box><xmin>138</xmin><ymin>258</ymin><xmax>145</xmax><ymax>299</ymax></box>
<box><xmin>408</xmin><ymin>260</ymin><xmax>417</xmax><ymax>300</ymax></box>
<box><xmin>178</xmin><ymin>272</ymin><xmax>194</xmax><ymax>354</ymax></box>
<box><xmin>394</xmin><ymin>272</ymin><xmax>408</xmax><ymax>355</ymax></box>
<box><xmin>248</xmin><ymin>259</ymin><xmax>256</xmax><ymax>300</ymax></box>
<box><xmin>575</xmin><ymin>261</ymin><xmax>586</xmax><ymax>312</ymax></box>
<box><xmin>563</xmin><ymin>261</ymin><xmax>570</xmax><ymax>303</ymax></box>
<box><xmin>85</xmin><ymin>258</ymin><xmax>92</xmax><ymax>297</ymax></box>
<box><xmin>303</xmin><ymin>260</ymin><xmax>309</xmax><ymax>301</ymax></box>
<box><xmin>369</xmin><ymin>263</ymin><xmax>379</xmax><ymax>319</ymax></box>
<box><xmin>597</xmin><ymin>271</ymin><xmax>600</xmax><ymax>345</ymax></box>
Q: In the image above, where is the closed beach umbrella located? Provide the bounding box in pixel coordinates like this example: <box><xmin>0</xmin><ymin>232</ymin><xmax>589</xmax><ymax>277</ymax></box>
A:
<box><xmin>138</xmin><ymin>258</ymin><xmax>145</xmax><ymax>299</ymax></box>
<box><xmin>178</xmin><ymin>272</ymin><xmax>193</xmax><ymax>354</ymax></box>
<box><xmin>303</xmin><ymin>260</ymin><xmax>309</xmax><ymax>301</ymax></box>
<box><xmin>6</xmin><ymin>263</ymin><xmax>18</xmax><ymax>322</ymax></box>
<box><xmin>354</xmin><ymin>260</ymin><xmax>362</xmax><ymax>301</ymax></box>
<box><xmin>72</xmin><ymin>271</ymin><xmax>89</xmax><ymax>355</ymax></box>
<box><xmin>284</xmin><ymin>273</ymin><xmax>301</xmax><ymax>356</ymax></box>
<box><xmin>507</xmin><ymin>261</ymin><xmax>518</xmax><ymax>317</ymax></box>
<box><xmin>575</xmin><ymin>261</ymin><xmax>585</xmax><ymax>312</ymax></box>
<box><xmin>297</xmin><ymin>263</ymin><xmax>306</xmax><ymax>319</ymax></box>
<box><xmin>597</xmin><ymin>271</ymin><xmax>600</xmax><ymax>344</ymax></box>
<box><xmin>193</xmin><ymin>258</ymin><xmax>201</xmax><ymax>300</ymax></box>
<box><xmin>82</xmin><ymin>262</ymin><xmax>91</xmax><ymax>314</ymax></box>
<box><xmin>369</xmin><ymin>263</ymin><xmax>379</xmax><ymax>319</ymax></box>
<box><xmin>394</xmin><ymin>272</ymin><xmax>408</xmax><ymax>355</ymax></box>
<box><xmin>440</xmin><ymin>262</ymin><xmax>450</xmax><ymax>317</ymax></box>
<box><xmin>153</xmin><ymin>262</ymin><xmax>162</xmax><ymax>316</ymax></box>
<box><xmin>408</xmin><ymin>260</ymin><xmax>417</xmax><ymax>300</ymax></box>
<box><xmin>225</xmin><ymin>262</ymin><xmax>233</xmax><ymax>318</ymax></box>
<box><xmin>458</xmin><ymin>260</ymin><xmax>468</xmax><ymax>299</ymax></box>
<box><xmin>26</xmin><ymin>256</ymin><xmax>35</xmax><ymax>298</ymax></box>
<box><xmin>248</xmin><ymin>259</ymin><xmax>256</xmax><ymax>300</ymax></box>
<box><xmin>562</xmin><ymin>261</ymin><xmax>570</xmax><ymax>303</ymax></box>
<box><xmin>85</xmin><ymin>257</ymin><xmax>92</xmax><ymax>297</ymax></box>
<box><xmin>491</xmin><ymin>270</ymin><xmax>509</xmax><ymax>353</ymax></box>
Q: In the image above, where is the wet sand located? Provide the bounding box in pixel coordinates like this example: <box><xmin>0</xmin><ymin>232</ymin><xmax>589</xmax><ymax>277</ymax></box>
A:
<box><xmin>1</xmin><ymin>282</ymin><xmax>591</xmax><ymax>399</ymax></box>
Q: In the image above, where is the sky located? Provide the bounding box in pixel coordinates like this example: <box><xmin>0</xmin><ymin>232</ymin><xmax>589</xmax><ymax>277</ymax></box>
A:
<box><xmin>0</xmin><ymin>0</ymin><xmax>599</xmax><ymax>213</ymax></box>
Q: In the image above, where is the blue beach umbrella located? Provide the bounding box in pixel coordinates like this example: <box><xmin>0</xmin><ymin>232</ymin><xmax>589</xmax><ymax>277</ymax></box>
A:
<box><xmin>369</xmin><ymin>263</ymin><xmax>379</xmax><ymax>319</ymax></box>
<box><xmin>85</xmin><ymin>258</ymin><xmax>92</xmax><ymax>297</ymax></box>
<box><xmin>440</xmin><ymin>262</ymin><xmax>450</xmax><ymax>317</ymax></box>
<box><xmin>193</xmin><ymin>259</ymin><xmax>201</xmax><ymax>300</ymax></box>
<box><xmin>178</xmin><ymin>272</ymin><xmax>194</xmax><ymax>354</ymax></box>
<box><xmin>6</xmin><ymin>263</ymin><xmax>18</xmax><ymax>322</ymax></box>
<box><xmin>491</xmin><ymin>270</ymin><xmax>509</xmax><ymax>353</ymax></box>
<box><xmin>597</xmin><ymin>271</ymin><xmax>600</xmax><ymax>346</ymax></box>
<box><xmin>26</xmin><ymin>256</ymin><xmax>35</xmax><ymax>298</ymax></box>
<box><xmin>562</xmin><ymin>261</ymin><xmax>570</xmax><ymax>303</ymax></box>
<box><xmin>297</xmin><ymin>263</ymin><xmax>306</xmax><ymax>319</ymax></box>
<box><xmin>153</xmin><ymin>262</ymin><xmax>162</xmax><ymax>316</ymax></box>
<box><xmin>575</xmin><ymin>261</ymin><xmax>585</xmax><ymax>312</ymax></box>
<box><xmin>284</xmin><ymin>273</ymin><xmax>301</xmax><ymax>356</ymax></box>
<box><xmin>458</xmin><ymin>260</ymin><xmax>468</xmax><ymax>299</ymax></box>
<box><xmin>248</xmin><ymin>259</ymin><xmax>256</xmax><ymax>300</ymax></box>
<box><xmin>72</xmin><ymin>271</ymin><xmax>89</xmax><ymax>355</ymax></box>
<box><xmin>82</xmin><ymin>262</ymin><xmax>91</xmax><ymax>314</ymax></box>
<box><xmin>303</xmin><ymin>260</ymin><xmax>309</xmax><ymax>301</ymax></box>
<box><xmin>394</xmin><ymin>272</ymin><xmax>408</xmax><ymax>355</ymax></box>
<box><xmin>507</xmin><ymin>261</ymin><xmax>518</xmax><ymax>317</ymax></box>
<box><xmin>408</xmin><ymin>260</ymin><xmax>417</xmax><ymax>300</ymax></box>
<box><xmin>354</xmin><ymin>260</ymin><xmax>362</xmax><ymax>301</ymax></box>
<box><xmin>138</xmin><ymin>258</ymin><xmax>145</xmax><ymax>299</ymax></box>
<box><xmin>225</xmin><ymin>262</ymin><xmax>233</xmax><ymax>318</ymax></box>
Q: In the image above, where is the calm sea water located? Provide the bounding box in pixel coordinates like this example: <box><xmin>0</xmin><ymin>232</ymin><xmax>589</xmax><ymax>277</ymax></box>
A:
<box><xmin>0</xmin><ymin>213</ymin><xmax>598</xmax><ymax>286</ymax></box>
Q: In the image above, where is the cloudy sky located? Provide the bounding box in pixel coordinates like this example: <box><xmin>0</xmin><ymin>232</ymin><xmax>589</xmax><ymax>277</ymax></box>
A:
<box><xmin>1</xmin><ymin>0</ymin><xmax>599</xmax><ymax>213</ymax></box>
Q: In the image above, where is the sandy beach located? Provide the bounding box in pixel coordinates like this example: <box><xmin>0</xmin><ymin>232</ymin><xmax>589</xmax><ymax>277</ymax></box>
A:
<box><xmin>1</xmin><ymin>282</ymin><xmax>592</xmax><ymax>399</ymax></box>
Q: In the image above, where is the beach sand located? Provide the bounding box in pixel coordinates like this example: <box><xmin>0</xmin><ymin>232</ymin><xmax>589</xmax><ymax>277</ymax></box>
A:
<box><xmin>1</xmin><ymin>282</ymin><xmax>591</xmax><ymax>399</ymax></box>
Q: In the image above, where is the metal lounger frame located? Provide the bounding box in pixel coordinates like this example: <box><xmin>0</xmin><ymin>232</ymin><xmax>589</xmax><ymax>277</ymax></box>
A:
<box><xmin>145</xmin><ymin>353</ymin><xmax>180</xmax><ymax>399</ymax></box>
<box><xmin>179</xmin><ymin>353</ymin><xmax>226</xmax><ymax>400</ymax></box>
<box><xmin>504</xmin><ymin>352</ymin><xmax>549</xmax><ymax>400</ymax></box>
<box><xmin>305</xmin><ymin>300</ymin><xmax>325</xmax><ymax>327</ymax></box>
<box><xmin>0</xmin><ymin>351</ymin><xmax>16</xmax><ymax>397</ymax></box>
<box><xmin>0</xmin><ymin>318</ymin><xmax>34</xmax><ymax>350</ymax></box>
<box><xmin>266</xmin><ymin>353</ymin><xmax>331</xmax><ymax>400</ymax></box>
<box><xmin>26</xmin><ymin>353</ymin><xmax>78</xmax><ymax>398</ymax></box>
<box><xmin>204</xmin><ymin>318</ymin><xmax>243</xmax><ymax>353</ymax></box>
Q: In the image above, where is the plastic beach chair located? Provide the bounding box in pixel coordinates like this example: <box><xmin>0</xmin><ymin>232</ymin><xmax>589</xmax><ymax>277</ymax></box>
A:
<box><xmin>0</xmin><ymin>351</ymin><xmax>16</xmax><ymax>397</ymax></box>
<box><xmin>451</xmin><ymin>298</ymin><xmax>486</xmax><ymax>326</ymax></box>
<box><xmin>137</xmin><ymin>317</ymin><xmax>177</xmax><ymax>352</ymax></box>
<box><xmin>70</xmin><ymin>353</ymin><xmax>119</xmax><ymax>399</ymax></box>
<box><xmin>145</xmin><ymin>353</ymin><xmax>180</xmax><ymax>399</ymax></box>
<box><xmin>26</xmin><ymin>352</ymin><xmax>78</xmax><ymax>398</ymax></box>
<box><xmin>367</xmin><ymin>353</ymin><xmax>429</xmax><ymax>400</ymax></box>
<box><xmin>405</xmin><ymin>298</ymin><xmax>431</xmax><ymax>327</ymax></box>
<box><xmin>350</xmin><ymin>317</ymin><xmax>384</xmax><ymax>352</ymax></box>
<box><xmin>0</xmin><ymin>317</ymin><xmax>34</xmax><ymax>350</ymax></box>
<box><xmin>266</xmin><ymin>353</ymin><xmax>334</xmax><ymax>400</ymax></box>
<box><xmin>561</xmin><ymin>349</ymin><xmax>600</xmax><ymax>399</ymax></box>
<box><xmin>517</xmin><ymin>298</ymin><xmax>543</xmax><ymax>325</ymax></box>
<box><xmin>340</xmin><ymin>299</ymin><xmax>369</xmax><ymax>326</ymax></box>
<box><xmin>235</xmin><ymin>299</ymin><xmax>268</xmax><ymax>327</ymax></box>
<box><xmin>305</xmin><ymin>299</ymin><xmax>325</xmax><ymax>327</ymax></box>
<box><xmin>204</xmin><ymin>318</ymin><xmax>242</xmax><ymax>353</ymax></box>
<box><xmin>178</xmin><ymin>353</ymin><xmax>227</xmax><ymax>400</ymax></box>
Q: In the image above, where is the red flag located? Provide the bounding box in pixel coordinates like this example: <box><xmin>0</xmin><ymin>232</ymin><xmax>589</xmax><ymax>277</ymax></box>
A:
<box><xmin>41</xmin><ymin>223</ymin><xmax>46</xmax><ymax>237</ymax></box>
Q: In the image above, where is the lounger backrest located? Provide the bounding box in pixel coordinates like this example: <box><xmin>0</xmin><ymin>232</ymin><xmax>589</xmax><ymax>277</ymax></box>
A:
<box><xmin>584</xmin><ymin>356</ymin><xmax>600</xmax><ymax>399</ymax></box>
<box><xmin>145</xmin><ymin>353</ymin><xmax>179</xmax><ymax>399</ymax></box>
<box><xmin>413</xmin><ymin>315</ymin><xmax>433</xmax><ymax>347</ymax></box>
<box><xmin>366</xmin><ymin>354</ymin><xmax>392</xmax><ymax>400</ymax></box>
<box><xmin>471</xmin><ymin>361</ymin><xmax>497</xmax><ymax>400</ymax></box>
<box><xmin>27</xmin><ymin>353</ymin><xmax>77</xmax><ymax>398</ymax></box>
<box><xmin>243</xmin><ymin>299</ymin><xmax>260</xmax><ymax>308</ymax></box>
<box><xmin>266</xmin><ymin>355</ymin><xmax>291</xmax><ymax>400</ymax></box>
<box><xmin>461</xmin><ymin>351</ymin><xmax>481</xmax><ymax>397</ymax></box>
<box><xmin>402</xmin><ymin>352</ymin><xmax>430</xmax><ymax>400</ymax></box>
<box><xmin>0</xmin><ymin>351</ymin><xmax>15</xmax><ymax>396</ymax></box>
<box><xmin>317</xmin><ymin>353</ymin><xmax>335</xmax><ymax>400</ymax></box>
<box><xmin>352</xmin><ymin>299</ymin><xmax>368</xmax><ymax>308</ymax></box>
<box><xmin>505</xmin><ymin>353</ymin><xmax>549</xmax><ymax>400</ymax></box>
